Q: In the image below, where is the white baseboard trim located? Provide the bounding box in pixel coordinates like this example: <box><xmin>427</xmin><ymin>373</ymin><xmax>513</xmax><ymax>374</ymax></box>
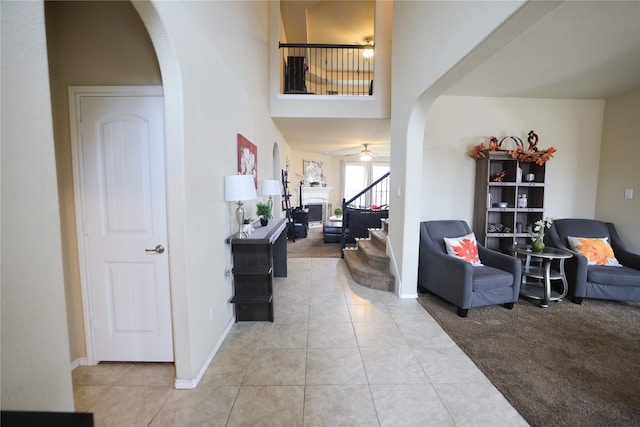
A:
<box><xmin>385</xmin><ymin>235</ymin><xmax>402</xmax><ymax>295</ymax></box>
<box><xmin>70</xmin><ymin>357</ymin><xmax>90</xmax><ymax>370</ymax></box>
<box><xmin>386</xmin><ymin>234</ymin><xmax>419</xmax><ymax>299</ymax></box>
<box><xmin>174</xmin><ymin>316</ymin><xmax>235</xmax><ymax>389</ymax></box>
<box><xmin>399</xmin><ymin>292</ymin><xmax>419</xmax><ymax>299</ymax></box>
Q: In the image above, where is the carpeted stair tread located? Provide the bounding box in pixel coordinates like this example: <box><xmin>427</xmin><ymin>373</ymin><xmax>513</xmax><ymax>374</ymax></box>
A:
<box><xmin>369</xmin><ymin>229</ymin><xmax>387</xmax><ymax>248</ymax></box>
<box><xmin>355</xmin><ymin>238</ymin><xmax>389</xmax><ymax>270</ymax></box>
<box><xmin>344</xmin><ymin>249</ymin><xmax>394</xmax><ymax>292</ymax></box>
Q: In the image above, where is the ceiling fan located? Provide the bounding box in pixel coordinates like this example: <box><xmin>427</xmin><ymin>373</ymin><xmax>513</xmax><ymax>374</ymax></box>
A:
<box><xmin>347</xmin><ymin>36</ymin><xmax>374</xmax><ymax>59</ymax></box>
<box><xmin>362</xmin><ymin>37</ymin><xmax>374</xmax><ymax>59</ymax></box>
<box><xmin>358</xmin><ymin>144</ymin><xmax>375</xmax><ymax>161</ymax></box>
<box><xmin>339</xmin><ymin>144</ymin><xmax>383</xmax><ymax>161</ymax></box>
<box><xmin>328</xmin><ymin>143</ymin><xmax>389</xmax><ymax>160</ymax></box>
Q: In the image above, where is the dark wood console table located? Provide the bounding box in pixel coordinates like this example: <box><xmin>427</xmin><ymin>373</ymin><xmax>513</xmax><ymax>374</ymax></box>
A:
<box><xmin>228</xmin><ymin>218</ymin><xmax>287</xmax><ymax>321</ymax></box>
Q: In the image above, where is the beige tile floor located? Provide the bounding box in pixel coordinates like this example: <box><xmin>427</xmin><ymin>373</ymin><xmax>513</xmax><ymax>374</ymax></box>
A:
<box><xmin>73</xmin><ymin>257</ymin><xmax>528</xmax><ymax>427</ymax></box>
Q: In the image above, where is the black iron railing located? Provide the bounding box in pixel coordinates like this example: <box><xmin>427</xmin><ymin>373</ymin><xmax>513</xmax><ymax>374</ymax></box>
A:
<box><xmin>343</xmin><ymin>172</ymin><xmax>390</xmax><ymax>210</ymax></box>
<box><xmin>341</xmin><ymin>172</ymin><xmax>390</xmax><ymax>257</ymax></box>
<box><xmin>279</xmin><ymin>43</ymin><xmax>374</xmax><ymax>96</ymax></box>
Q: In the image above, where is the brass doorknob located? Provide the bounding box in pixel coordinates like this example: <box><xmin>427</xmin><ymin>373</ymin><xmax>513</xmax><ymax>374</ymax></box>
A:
<box><xmin>145</xmin><ymin>244</ymin><xmax>165</xmax><ymax>254</ymax></box>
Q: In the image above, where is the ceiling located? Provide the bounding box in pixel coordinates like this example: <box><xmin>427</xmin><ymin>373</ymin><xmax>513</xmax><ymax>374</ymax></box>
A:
<box><xmin>273</xmin><ymin>117</ymin><xmax>391</xmax><ymax>156</ymax></box>
<box><xmin>446</xmin><ymin>1</ymin><xmax>640</xmax><ymax>99</ymax></box>
<box><xmin>280</xmin><ymin>0</ymin><xmax>374</xmax><ymax>45</ymax></box>
<box><xmin>276</xmin><ymin>1</ymin><xmax>640</xmax><ymax>156</ymax></box>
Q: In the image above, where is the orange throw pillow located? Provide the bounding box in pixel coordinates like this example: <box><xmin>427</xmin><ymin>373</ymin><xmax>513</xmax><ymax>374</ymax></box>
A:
<box><xmin>567</xmin><ymin>236</ymin><xmax>621</xmax><ymax>266</ymax></box>
<box><xmin>443</xmin><ymin>232</ymin><xmax>483</xmax><ymax>266</ymax></box>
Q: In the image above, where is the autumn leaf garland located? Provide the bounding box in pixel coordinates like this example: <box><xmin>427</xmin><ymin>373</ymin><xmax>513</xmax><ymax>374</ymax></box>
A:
<box><xmin>469</xmin><ymin>134</ymin><xmax>557</xmax><ymax>165</ymax></box>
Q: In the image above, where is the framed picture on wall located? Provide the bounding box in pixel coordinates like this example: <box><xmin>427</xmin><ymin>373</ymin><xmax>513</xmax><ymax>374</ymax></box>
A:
<box><xmin>237</xmin><ymin>133</ymin><xmax>257</xmax><ymax>188</ymax></box>
<box><xmin>303</xmin><ymin>159</ymin><xmax>323</xmax><ymax>186</ymax></box>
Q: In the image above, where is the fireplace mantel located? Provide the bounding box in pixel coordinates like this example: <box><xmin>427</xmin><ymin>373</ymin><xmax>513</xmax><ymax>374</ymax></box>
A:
<box><xmin>301</xmin><ymin>186</ymin><xmax>332</xmax><ymax>203</ymax></box>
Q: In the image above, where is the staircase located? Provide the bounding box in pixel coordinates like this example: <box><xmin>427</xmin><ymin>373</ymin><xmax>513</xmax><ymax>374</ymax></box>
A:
<box><xmin>344</xmin><ymin>219</ymin><xmax>395</xmax><ymax>292</ymax></box>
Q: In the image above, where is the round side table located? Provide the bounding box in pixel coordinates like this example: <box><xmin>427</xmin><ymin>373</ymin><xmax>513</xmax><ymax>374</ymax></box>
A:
<box><xmin>511</xmin><ymin>245</ymin><xmax>573</xmax><ymax>308</ymax></box>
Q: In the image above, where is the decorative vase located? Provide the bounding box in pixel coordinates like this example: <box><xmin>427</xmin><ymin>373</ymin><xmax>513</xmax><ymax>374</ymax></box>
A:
<box><xmin>260</xmin><ymin>218</ymin><xmax>268</xmax><ymax>226</ymax></box>
<box><xmin>532</xmin><ymin>239</ymin><xmax>545</xmax><ymax>252</ymax></box>
<box><xmin>242</xmin><ymin>224</ymin><xmax>253</xmax><ymax>235</ymax></box>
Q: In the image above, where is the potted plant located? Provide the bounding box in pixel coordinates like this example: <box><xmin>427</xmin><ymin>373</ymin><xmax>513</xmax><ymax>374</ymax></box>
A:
<box><xmin>256</xmin><ymin>202</ymin><xmax>272</xmax><ymax>226</ymax></box>
<box><xmin>334</xmin><ymin>207</ymin><xmax>343</xmax><ymax>217</ymax></box>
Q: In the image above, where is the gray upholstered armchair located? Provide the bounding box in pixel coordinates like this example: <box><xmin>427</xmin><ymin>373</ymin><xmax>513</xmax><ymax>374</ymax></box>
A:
<box><xmin>546</xmin><ymin>219</ymin><xmax>640</xmax><ymax>304</ymax></box>
<box><xmin>418</xmin><ymin>220</ymin><xmax>521</xmax><ymax>317</ymax></box>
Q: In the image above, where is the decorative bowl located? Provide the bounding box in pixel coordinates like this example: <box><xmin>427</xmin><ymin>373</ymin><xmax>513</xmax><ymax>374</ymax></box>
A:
<box><xmin>496</xmin><ymin>202</ymin><xmax>508</xmax><ymax>208</ymax></box>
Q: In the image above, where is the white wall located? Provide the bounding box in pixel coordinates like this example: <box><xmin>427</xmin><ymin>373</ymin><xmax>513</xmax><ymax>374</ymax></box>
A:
<box><xmin>596</xmin><ymin>90</ymin><xmax>640</xmax><ymax>252</ymax></box>
<box><xmin>422</xmin><ymin>96</ymin><xmax>605</xmax><ymax>225</ymax></box>
<box><xmin>1</xmin><ymin>0</ymin><xmax>74</xmax><ymax>411</ymax></box>
<box><xmin>135</xmin><ymin>0</ymin><xmax>292</xmax><ymax>384</ymax></box>
<box><xmin>389</xmin><ymin>0</ymin><xmax>542</xmax><ymax>297</ymax></box>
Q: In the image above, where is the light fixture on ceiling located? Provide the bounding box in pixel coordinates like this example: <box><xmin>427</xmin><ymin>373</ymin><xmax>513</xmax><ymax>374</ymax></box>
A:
<box><xmin>363</xmin><ymin>38</ymin><xmax>374</xmax><ymax>59</ymax></box>
<box><xmin>360</xmin><ymin>144</ymin><xmax>373</xmax><ymax>162</ymax></box>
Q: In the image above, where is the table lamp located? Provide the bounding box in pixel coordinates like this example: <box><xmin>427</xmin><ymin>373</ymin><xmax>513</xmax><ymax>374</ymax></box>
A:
<box><xmin>261</xmin><ymin>179</ymin><xmax>280</xmax><ymax>211</ymax></box>
<box><xmin>224</xmin><ymin>174</ymin><xmax>257</xmax><ymax>238</ymax></box>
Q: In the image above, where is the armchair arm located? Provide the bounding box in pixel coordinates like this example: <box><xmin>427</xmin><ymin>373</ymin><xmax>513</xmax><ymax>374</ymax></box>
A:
<box><xmin>546</xmin><ymin>224</ymin><xmax>588</xmax><ymax>297</ymax></box>
<box><xmin>478</xmin><ymin>246</ymin><xmax>520</xmax><ymax>275</ymax></box>
<box><xmin>613</xmin><ymin>248</ymin><xmax>640</xmax><ymax>270</ymax></box>
<box><xmin>419</xmin><ymin>247</ymin><xmax>473</xmax><ymax>307</ymax></box>
<box><xmin>607</xmin><ymin>223</ymin><xmax>640</xmax><ymax>270</ymax></box>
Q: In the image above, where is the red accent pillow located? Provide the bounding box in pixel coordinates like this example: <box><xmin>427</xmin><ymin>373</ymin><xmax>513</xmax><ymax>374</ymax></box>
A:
<box><xmin>443</xmin><ymin>232</ymin><xmax>483</xmax><ymax>266</ymax></box>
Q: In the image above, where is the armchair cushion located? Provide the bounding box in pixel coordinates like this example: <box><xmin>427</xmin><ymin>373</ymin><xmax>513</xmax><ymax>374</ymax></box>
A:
<box><xmin>588</xmin><ymin>266</ymin><xmax>640</xmax><ymax>286</ymax></box>
<box><xmin>443</xmin><ymin>232</ymin><xmax>482</xmax><ymax>266</ymax></box>
<box><xmin>566</xmin><ymin>236</ymin><xmax>621</xmax><ymax>266</ymax></box>
<box><xmin>473</xmin><ymin>266</ymin><xmax>514</xmax><ymax>291</ymax></box>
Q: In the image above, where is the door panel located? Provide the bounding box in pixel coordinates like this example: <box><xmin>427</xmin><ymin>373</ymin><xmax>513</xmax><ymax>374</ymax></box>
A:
<box><xmin>80</xmin><ymin>95</ymin><xmax>173</xmax><ymax>362</ymax></box>
<box><xmin>101</xmin><ymin>117</ymin><xmax>152</xmax><ymax>232</ymax></box>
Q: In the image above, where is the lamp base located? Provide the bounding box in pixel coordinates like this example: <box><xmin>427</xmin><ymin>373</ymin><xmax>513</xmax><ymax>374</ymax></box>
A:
<box><xmin>235</xmin><ymin>202</ymin><xmax>248</xmax><ymax>239</ymax></box>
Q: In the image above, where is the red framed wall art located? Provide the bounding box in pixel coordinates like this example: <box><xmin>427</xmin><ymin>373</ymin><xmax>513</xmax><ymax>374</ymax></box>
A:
<box><xmin>237</xmin><ymin>133</ymin><xmax>257</xmax><ymax>188</ymax></box>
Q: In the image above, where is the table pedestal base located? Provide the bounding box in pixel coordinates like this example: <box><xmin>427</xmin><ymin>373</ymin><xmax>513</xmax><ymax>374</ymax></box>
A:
<box><xmin>520</xmin><ymin>281</ymin><xmax>565</xmax><ymax>308</ymax></box>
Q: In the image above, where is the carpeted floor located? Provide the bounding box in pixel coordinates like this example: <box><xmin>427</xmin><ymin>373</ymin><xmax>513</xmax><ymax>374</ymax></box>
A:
<box><xmin>418</xmin><ymin>293</ymin><xmax>640</xmax><ymax>427</ymax></box>
<box><xmin>287</xmin><ymin>226</ymin><xmax>342</xmax><ymax>258</ymax></box>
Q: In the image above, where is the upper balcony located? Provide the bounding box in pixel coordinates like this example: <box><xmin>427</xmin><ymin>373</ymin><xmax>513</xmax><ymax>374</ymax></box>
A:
<box><xmin>269</xmin><ymin>1</ymin><xmax>391</xmax><ymax>120</ymax></box>
<box><xmin>280</xmin><ymin>43</ymin><xmax>374</xmax><ymax>97</ymax></box>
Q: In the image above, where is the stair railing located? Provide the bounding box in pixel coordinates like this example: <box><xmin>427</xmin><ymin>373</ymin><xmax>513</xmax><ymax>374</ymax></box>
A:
<box><xmin>341</xmin><ymin>172</ymin><xmax>390</xmax><ymax>258</ymax></box>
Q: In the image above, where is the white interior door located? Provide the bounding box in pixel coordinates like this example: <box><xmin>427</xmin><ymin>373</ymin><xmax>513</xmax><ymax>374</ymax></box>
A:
<box><xmin>78</xmin><ymin>92</ymin><xmax>173</xmax><ymax>362</ymax></box>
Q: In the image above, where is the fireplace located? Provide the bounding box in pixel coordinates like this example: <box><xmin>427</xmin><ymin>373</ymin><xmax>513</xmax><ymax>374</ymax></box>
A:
<box><xmin>305</xmin><ymin>204</ymin><xmax>323</xmax><ymax>223</ymax></box>
<box><xmin>300</xmin><ymin>186</ymin><xmax>332</xmax><ymax>225</ymax></box>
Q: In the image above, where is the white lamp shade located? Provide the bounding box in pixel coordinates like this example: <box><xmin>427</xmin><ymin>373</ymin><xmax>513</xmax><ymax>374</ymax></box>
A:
<box><xmin>224</xmin><ymin>175</ymin><xmax>257</xmax><ymax>201</ymax></box>
<box><xmin>261</xmin><ymin>179</ymin><xmax>280</xmax><ymax>196</ymax></box>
